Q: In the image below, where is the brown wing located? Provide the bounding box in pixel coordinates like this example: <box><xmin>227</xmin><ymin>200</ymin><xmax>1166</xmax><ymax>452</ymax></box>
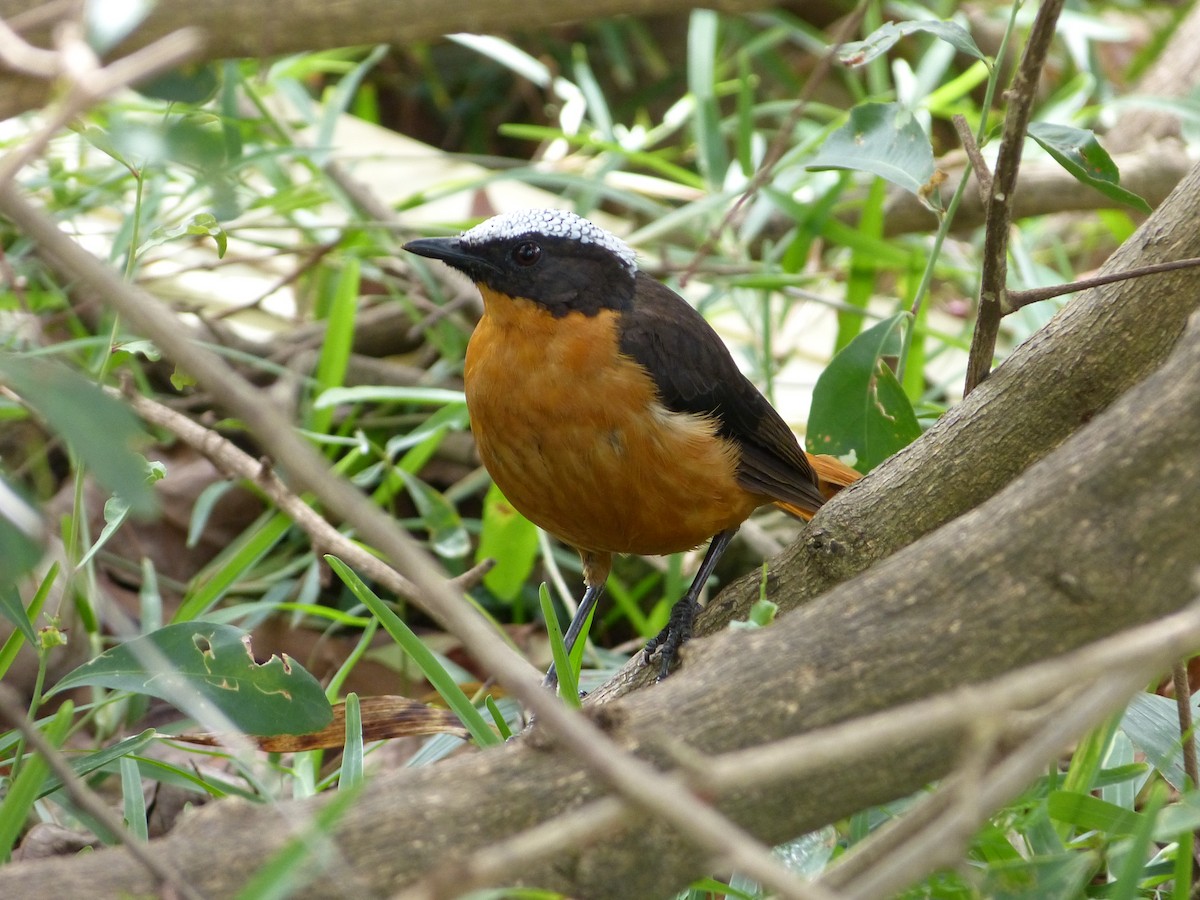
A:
<box><xmin>617</xmin><ymin>272</ymin><xmax>826</xmax><ymax>515</ymax></box>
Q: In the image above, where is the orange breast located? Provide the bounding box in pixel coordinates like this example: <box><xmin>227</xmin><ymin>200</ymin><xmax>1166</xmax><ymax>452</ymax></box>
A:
<box><xmin>465</xmin><ymin>288</ymin><xmax>762</xmax><ymax>556</ymax></box>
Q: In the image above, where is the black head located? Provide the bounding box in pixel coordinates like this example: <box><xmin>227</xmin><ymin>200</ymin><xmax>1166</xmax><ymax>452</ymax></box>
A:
<box><xmin>403</xmin><ymin>209</ymin><xmax>638</xmax><ymax>317</ymax></box>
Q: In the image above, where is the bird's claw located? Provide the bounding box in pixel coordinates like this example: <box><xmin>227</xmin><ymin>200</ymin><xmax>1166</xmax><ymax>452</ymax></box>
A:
<box><xmin>642</xmin><ymin>598</ymin><xmax>699</xmax><ymax>681</ymax></box>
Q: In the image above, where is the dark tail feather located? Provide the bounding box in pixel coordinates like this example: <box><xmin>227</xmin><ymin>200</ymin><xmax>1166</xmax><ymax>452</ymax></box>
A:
<box><xmin>773</xmin><ymin>453</ymin><xmax>861</xmax><ymax>520</ymax></box>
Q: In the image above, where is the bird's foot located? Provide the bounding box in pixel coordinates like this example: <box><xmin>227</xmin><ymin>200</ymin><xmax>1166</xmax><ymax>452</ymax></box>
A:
<box><xmin>642</xmin><ymin>597</ymin><xmax>699</xmax><ymax>681</ymax></box>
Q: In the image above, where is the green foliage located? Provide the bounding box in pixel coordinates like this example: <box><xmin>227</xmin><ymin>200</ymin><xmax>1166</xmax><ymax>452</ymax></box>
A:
<box><xmin>808</xmin><ymin>313</ymin><xmax>922</xmax><ymax>471</ymax></box>
<box><xmin>0</xmin><ymin>353</ymin><xmax>157</xmax><ymax>518</ymax></box>
<box><xmin>808</xmin><ymin>102</ymin><xmax>938</xmax><ymax>202</ymax></box>
<box><xmin>49</xmin><ymin>622</ymin><xmax>333</xmax><ymax>735</ymax></box>
<box><xmin>1028</xmin><ymin>122</ymin><xmax>1152</xmax><ymax>213</ymax></box>
<box><xmin>327</xmin><ymin>556</ymin><xmax>501</xmax><ymax>747</ymax></box>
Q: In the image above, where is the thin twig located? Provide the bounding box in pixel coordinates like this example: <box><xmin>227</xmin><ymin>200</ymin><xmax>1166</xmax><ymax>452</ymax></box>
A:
<box><xmin>1005</xmin><ymin>256</ymin><xmax>1200</xmax><ymax>312</ymax></box>
<box><xmin>837</xmin><ymin>673</ymin><xmax>1145</xmax><ymax>900</ymax></box>
<box><xmin>951</xmin><ymin>113</ymin><xmax>992</xmax><ymax>200</ymax></box>
<box><xmin>404</xmin><ymin>603</ymin><xmax>1200</xmax><ymax>897</ymax></box>
<box><xmin>0</xmin><ymin>15</ymin><xmax>60</xmax><ymax>77</ymax></box>
<box><xmin>0</xmin><ymin>27</ymin><xmax>205</xmax><ymax>186</ymax></box>
<box><xmin>124</xmin><ymin>390</ymin><xmax>500</xmax><ymax>596</ymax></box>
<box><xmin>1175</xmin><ymin>662</ymin><xmax>1199</xmax><ymax>789</ymax></box>
<box><xmin>964</xmin><ymin>0</ymin><xmax>1067</xmax><ymax>394</ymax></box>
<box><xmin>707</xmin><ymin>602</ymin><xmax>1200</xmax><ymax>801</ymax></box>
<box><xmin>0</xmin><ymin>685</ymin><xmax>205</xmax><ymax>900</ymax></box>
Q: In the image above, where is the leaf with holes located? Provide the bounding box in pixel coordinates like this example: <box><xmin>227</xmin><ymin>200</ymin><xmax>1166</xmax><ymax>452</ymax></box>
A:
<box><xmin>49</xmin><ymin>623</ymin><xmax>332</xmax><ymax>735</ymax></box>
<box><xmin>807</xmin><ymin>312</ymin><xmax>921</xmax><ymax>471</ymax></box>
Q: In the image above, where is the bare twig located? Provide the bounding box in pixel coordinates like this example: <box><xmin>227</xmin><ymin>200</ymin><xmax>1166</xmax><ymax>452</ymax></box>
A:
<box><xmin>0</xmin><ymin>15</ymin><xmax>60</xmax><ymax>76</ymax></box>
<box><xmin>1175</xmin><ymin>662</ymin><xmax>1199</xmax><ymax>789</ymax></box>
<box><xmin>0</xmin><ymin>685</ymin><xmax>205</xmax><ymax>900</ymax></box>
<box><xmin>964</xmin><ymin>0</ymin><xmax>1067</xmax><ymax>394</ymax></box>
<box><xmin>952</xmin><ymin>113</ymin><xmax>992</xmax><ymax>200</ymax></box>
<box><xmin>123</xmin><ymin>390</ymin><xmax>494</xmax><ymax>597</ymax></box>
<box><xmin>1005</xmin><ymin>256</ymin><xmax>1200</xmax><ymax>312</ymax></box>
<box><xmin>0</xmin><ymin>26</ymin><xmax>205</xmax><ymax>186</ymax></box>
<box><xmin>837</xmin><ymin>673</ymin><xmax>1144</xmax><ymax>900</ymax></box>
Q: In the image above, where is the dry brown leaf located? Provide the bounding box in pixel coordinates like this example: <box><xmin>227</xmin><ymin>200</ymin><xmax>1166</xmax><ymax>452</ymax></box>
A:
<box><xmin>174</xmin><ymin>694</ymin><xmax>469</xmax><ymax>751</ymax></box>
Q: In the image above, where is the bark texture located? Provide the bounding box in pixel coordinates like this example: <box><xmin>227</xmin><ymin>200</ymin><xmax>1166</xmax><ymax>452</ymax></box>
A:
<box><xmin>0</xmin><ymin>0</ymin><xmax>784</xmax><ymax>120</ymax></box>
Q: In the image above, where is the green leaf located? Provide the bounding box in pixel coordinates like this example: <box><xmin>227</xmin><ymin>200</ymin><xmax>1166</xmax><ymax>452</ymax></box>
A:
<box><xmin>398</xmin><ymin>471</ymin><xmax>470</xmax><ymax>561</ymax></box>
<box><xmin>49</xmin><ymin>622</ymin><xmax>333</xmax><ymax>735</ymax></box>
<box><xmin>339</xmin><ymin>693</ymin><xmax>363</xmax><ymax>791</ymax></box>
<box><xmin>0</xmin><ymin>477</ymin><xmax>45</xmax><ymax>587</ymax></box>
<box><xmin>980</xmin><ymin>850</ymin><xmax>1100</xmax><ymax>900</ymax></box>
<box><xmin>808</xmin><ymin>102</ymin><xmax>936</xmax><ymax>202</ymax></box>
<box><xmin>326</xmin><ymin>556</ymin><xmax>499</xmax><ymax>747</ymax></box>
<box><xmin>476</xmin><ymin>483</ymin><xmax>540</xmax><ymax>602</ymax></box>
<box><xmin>837</xmin><ymin>19</ymin><xmax>988</xmax><ymax>68</ymax></box>
<box><xmin>1121</xmin><ymin>692</ymin><xmax>1196</xmax><ymax>790</ymax></box>
<box><xmin>308</xmin><ymin>258</ymin><xmax>360</xmax><ymax>435</ymax></box>
<box><xmin>729</xmin><ymin>599</ymin><xmax>778</xmax><ymax>631</ymax></box>
<box><xmin>807</xmin><ymin>313</ymin><xmax>922</xmax><ymax>470</ymax></box>
<box><xmin>0</xmin><ymin>586</ymin><xmax>37</xmax><ymax>646</ymax></box>
<box><xmin>136</xmin><ymin>65</ymin><xmax>222</xmax><ymax>104</ymax></box>
<box><xmin>37</xmin><ymin>729</ymin><xmax>157</xmax><ymax>800</ymax></box>
<box><xmin>540</xmin><ymin>583</ymin><xmax>581</xmax><ymax>707</ymax></box>
<box><xmin>688</xmin><ymin>9</ymin><xmax>727</xmax><ymax>187</ymax></box>
<box><xmin>1028</xmin><ymin>123</ymin><xmax>1152</xmax><ymax>213</ymax></box>
<box><xmin>0</xmin><ymin>564</ymin><xmax>57</xmax><ymax>680</ymax></box>
<box><xmin>0</xmin><ymin>702</ymin><xmax>74</xmax><ymax>860</ymax></box>
<box><xmin>188</xmin><ymin>213</ymin><xmax>228</xmax><ymax>258</ymax></box>
<box><xmin>120</xmin><ymin>757</ymin><xmax>149</xmax><ymax>842</ymax></box>
<box><xmin>0</xmin><ymin>354</ymin><xmax>158</xmax><ymax>517</ymax></box>
<box><xmin>1155</xmin><ymin>790</ymin><xmax>1200</xmax><ymax>840</ymax></box>
<box><xmin>314</xmin><ymin>386</ymin><xmax>467</xmax><ymax>408</ymax></box>
<box><xmin>1109</xmin><ymin>782</ymin><xmax>1167</xmax><ymax>900</ymax></box>
<box><xmin>1047</xmin><ymin>790</ymin><xmax>1143</xmax><ymax>836</ymax></box>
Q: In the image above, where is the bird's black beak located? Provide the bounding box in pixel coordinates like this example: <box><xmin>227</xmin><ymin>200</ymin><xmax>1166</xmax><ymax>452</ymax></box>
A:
<box><xmin>403</xmin><ymin>236</ymin><xmax>483</xmax><ymax>276</ymax></box>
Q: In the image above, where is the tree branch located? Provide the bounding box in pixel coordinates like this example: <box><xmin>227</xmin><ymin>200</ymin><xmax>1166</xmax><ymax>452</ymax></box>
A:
<box><xmin>965</xmin><ymin>0</ymin><xmax>1066</xmax><ymax>394</ymax></box>
<box><xmin>0</xmin><ymin>0</ymin><xmax>780</xmax><ymax>121</ymax></box>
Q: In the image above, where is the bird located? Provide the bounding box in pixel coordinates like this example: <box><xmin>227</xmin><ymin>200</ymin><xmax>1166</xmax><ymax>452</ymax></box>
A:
<box><xmin>404</xmin><ymin>208</ymin><xmax>859</xmax><ymax>686</ymax></box>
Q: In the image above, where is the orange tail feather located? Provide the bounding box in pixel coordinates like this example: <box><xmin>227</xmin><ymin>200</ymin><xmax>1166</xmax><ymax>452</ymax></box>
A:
<box><xmin>774</xmin><ymin>453</ymin><xmax>862</xmax><ymax>520</ymax></box>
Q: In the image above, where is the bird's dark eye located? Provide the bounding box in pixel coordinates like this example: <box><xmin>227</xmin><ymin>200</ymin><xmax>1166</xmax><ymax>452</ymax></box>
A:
<box><xmin>512</xmin><ymin>241</ymin><xmax>542</xmax><ymax>266</ymax></box>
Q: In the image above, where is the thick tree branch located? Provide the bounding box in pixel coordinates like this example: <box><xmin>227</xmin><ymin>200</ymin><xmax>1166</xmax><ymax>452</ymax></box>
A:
<box><xmin>0</xmin><ymin>0</ymin><xmax>782</xmax><ymax>121</ymax></box>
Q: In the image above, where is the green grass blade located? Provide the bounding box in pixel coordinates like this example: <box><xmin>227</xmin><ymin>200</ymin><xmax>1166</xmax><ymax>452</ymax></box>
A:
<box><xmin>485</xmin><ymin>695</ymin><xmax>513</xmax><ymax>741</ymax></box>
<box><xmin>174</xmin><ymin>510</ymin><xmax>292</xmax><ymax>622</ymax></box>
<box><xmin>0</xmin><ymin>562</ymin><xmax>58</xmax><ymax>680</ymax></box>
<box><xmin>539</xmin><ymin>582</ymin><xmax>580</xmax><ymax>708</ymax></box>
<box><xmin>0</xmin><ymin>701</ymin><xmax>74</xmax><ymax>861</ymax></box>
<box><xmin>120</xmin><ymin>756</ymin><xmax>148</xmax><ymax>841</ymax></box>
<box><xmin>339</xmin><ymin>693</ymin><xmax>363</xmax><ymax>790</ymax></box>
<box><xmin>325</xmin><ymin>555</ymin><xmax>500</xmax><ymax>747</ymax></box>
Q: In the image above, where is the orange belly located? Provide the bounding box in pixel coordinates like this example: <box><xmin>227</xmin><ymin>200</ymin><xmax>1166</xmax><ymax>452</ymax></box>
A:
<box><xmin>465</xmin><ymin>290</ymin><xmax>763</xmax><ymax>556</ymax></box>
